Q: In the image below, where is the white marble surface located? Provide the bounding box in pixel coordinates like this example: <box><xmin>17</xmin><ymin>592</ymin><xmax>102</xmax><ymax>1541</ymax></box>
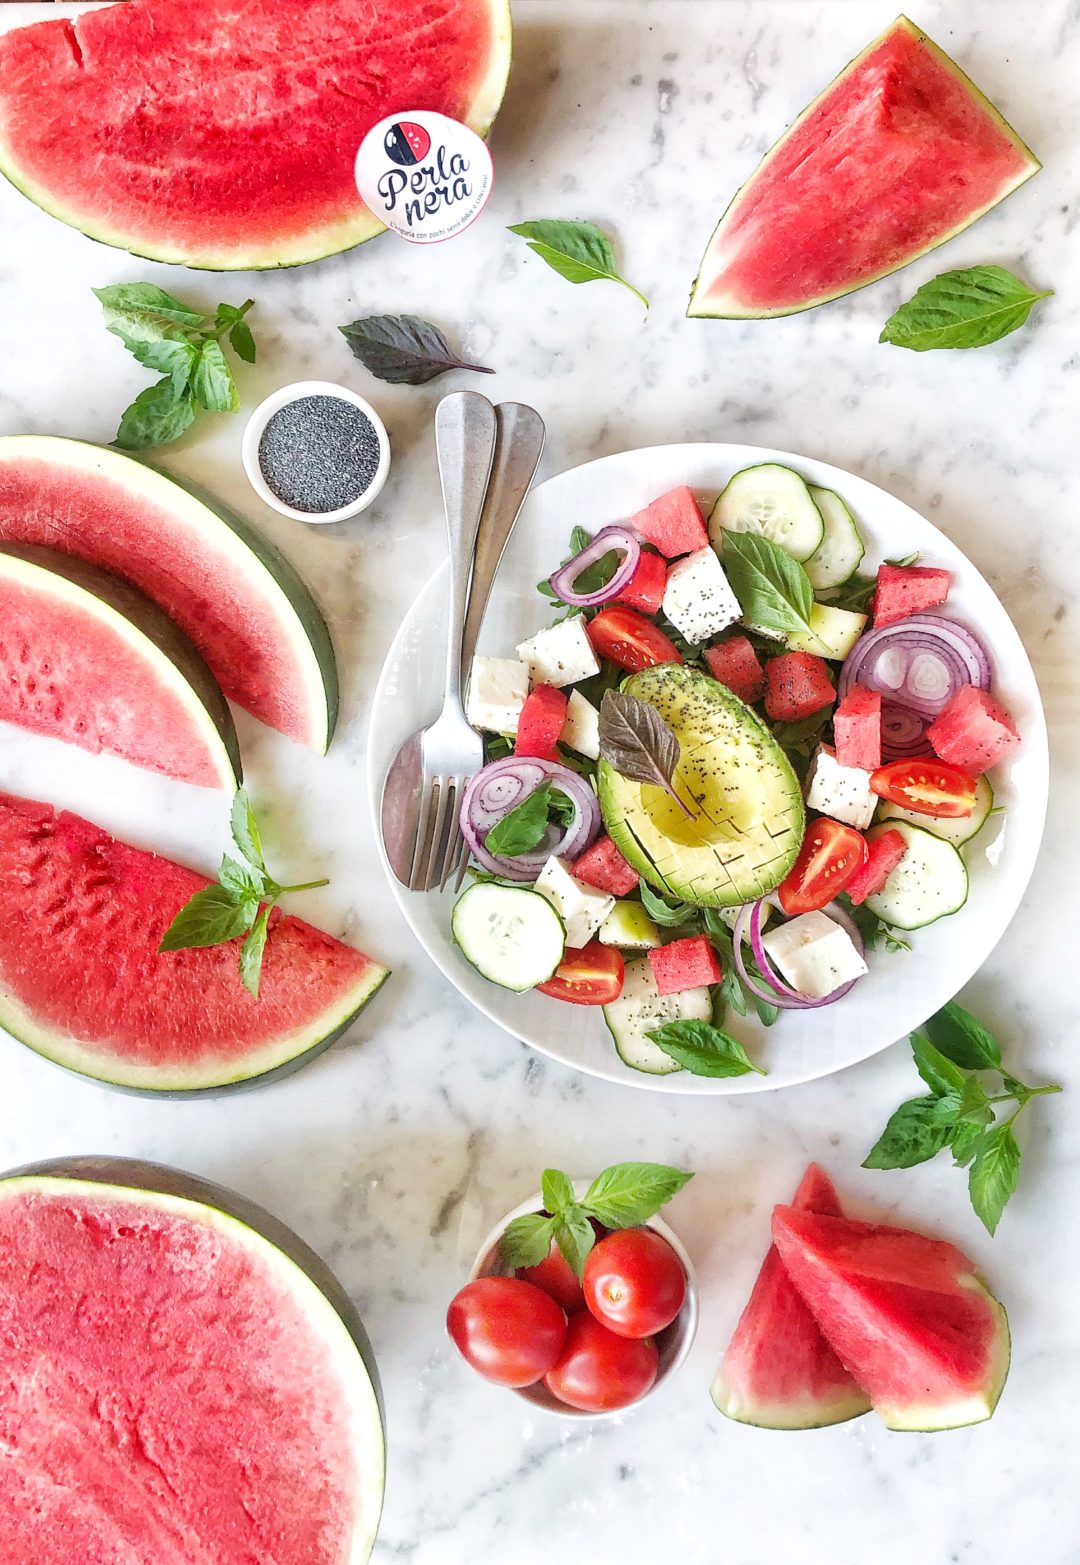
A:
<box><xmin>0</xmin><ymin>2</ymin><xmax>1078</xmax><ymax>1560</ymax></box>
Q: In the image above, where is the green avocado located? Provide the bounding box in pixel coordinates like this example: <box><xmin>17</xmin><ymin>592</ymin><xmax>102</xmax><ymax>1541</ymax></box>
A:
<box><xmin>597</xmin><ymin>665</ymin><xmax>805</xmax><ymax>907</ymax></box>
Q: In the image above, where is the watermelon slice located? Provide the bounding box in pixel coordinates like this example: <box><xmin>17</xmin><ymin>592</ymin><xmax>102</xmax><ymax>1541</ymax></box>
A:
<box><xmin>772</xmin><ymin>1206</ymin><xmax>1011</xmax><ymax>1430</ymax></box>
<box><xmin>688</xmin><ymin>17</ymin><xmax>1039</xmax><ymax>319</ymax></box>
<box><xmin>0</xmin><ymin>543</ymin><xmax>240</xmax><ymax>790</ymax></box>
<box><xmin>0</xmin><ymin>436</ymin><xmax>337</xmax><ymax>751</ymax></box>
<box><xmin>0</xmin><ymin>0</ymin><xmax>512</xmax><ymax>269</ymax></box>
<box><xmin>712</xmin><ymin>1165</ymin><xmax>871</xmax><ymax>1429</ymax></box>
<box><xmin>0</xmin><ymin>1156</ymin><xmax>385</xmax><ymax>1564</ymax></box>
<box><xmin>0</xmin><ymin>791</ymin><xmax>388</xmax><ymax>1094</ymax></box>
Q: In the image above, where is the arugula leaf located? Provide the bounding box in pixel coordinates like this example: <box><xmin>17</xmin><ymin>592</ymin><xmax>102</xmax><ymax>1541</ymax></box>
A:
<box><xmin>818</xmin><ymin>554</ymin><xmax>919</xmax><ymax>614</ymax></box>
<box><xmin>340</xmin><ymin>313</ymin><xmax>494</xmax><ymax>384</ymax></box>
<box><xmin>500</xmin><ymin>1212</ymin><xmax>556</xmax><ymax>1269</ymax></box>
<box><xmin>968</xmin><ymin>1124</ymin><xmax>1021</xmax><ymax>1236</ymax></box>
<box><xmin>721</xmin><ymin>531</ymin><xmax>816</xmax><ymax>640</ymax></box>
<box><xmin>582</xmin><ymin>1162</ymin><xmax>693</xmax><ymax>1227</ymax></box>
<box><xmin>880</xmin><ymin>266</ymin><xmax>1053</xmax><ymax>353</ymax></box>
<box><xmin>923</xmin><ymin>1001</ymin><xmax>1001</xmax><ymax>1070</ymax></box>
<box><xmin>599</xmin><ymin>691</ymin><xmax>692</xmax><ymax>817</ymax></box>
<box><xmin>646</xmin><ymin>1019</ymin><xmax>766</xmax><ymax>1078</ymax></box>
<box><xmin>862</xmin><ymin>1095</ymin><xmax>956</xmax><ymax>1169</ymax></box>
<box><xmin>638</xmin><ymin>882</ymin><xmax>701</xmax><ymax>929</ymax></box>
<box><xmin>483</xmin><ymin>783</ymin><xmax>555</xmax><ymax>858</ymax></box>
<box><xmin>508</xmin><ymin>220</ymin><xmax>649</xmax><ymax>310</ymax></box>
<box><xmin>770</xmin><ymin>708</ymin><xmax>832</xmax><ymax>758</ymax></box>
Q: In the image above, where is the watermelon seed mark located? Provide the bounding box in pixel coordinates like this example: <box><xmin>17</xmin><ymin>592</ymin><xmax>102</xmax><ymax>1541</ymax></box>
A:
<box><xmin>61</xmin><ymin>19</ymin><xmax>85</xmax><ymax>69</ymax></box>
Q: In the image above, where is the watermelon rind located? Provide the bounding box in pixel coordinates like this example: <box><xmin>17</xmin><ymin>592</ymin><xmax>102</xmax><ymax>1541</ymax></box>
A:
<box><xmin>876</xmin><ymin>1280</ymin><xmax>1011</xmax><ymax>1433</ymax></box>
<box><xmin>712</xmin><ymin>1378</ymin><xmax>871</xmax><ymax>1433</ymax></box>
<box><xmin>687</xmin><ymin>16</ymin><xmax>1041</xmax><ymax>320</ymax></box>
<box><xmin>0</xmin><ymin>542</ymin><xmax>241</xmax><ymax>790</ymax></box>
<box><xmin>0</xmin><ymin>1155</ymin><xmax>385</xmax><ymax>1563</ymax></box>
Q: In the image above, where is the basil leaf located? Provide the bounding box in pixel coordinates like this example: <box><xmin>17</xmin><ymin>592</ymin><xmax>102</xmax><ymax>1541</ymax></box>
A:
<box><xmin>582</xmin><ymin>1162</ymin><xmax>692</xmax><ymax>1228</ymax></box>
<box><xmin>340</xmin><ymin>313</ymin><xmax>494</xmax><ymax>385</ymax></box>
<box><xmin>508</xmin><ymin>220</ymin><xmax>649</xmax><ymax>310</ymax></box>
<box><xmin>239</xmin><ymin>904</ymin><xmax>272</xmax><ymax>999</ymax></box>
<box><xmin>541</xmin><ymin>1167</ymin><xmax>576</xmax><ymax>1217</ymax></box>
<box><xmin>950</xmin><ymin>1119</ymin><xmax>984</xmax><ymax>1168</ymax></box>
<box><xmin>599</xmin><ymin>691</ymin><xmax>692</xmax><ymax>817</ymax></box>
<box><xmin>553</xmin><ymin>1208</ymin><xmax>596</xmax><ymax>1278</ymax></box>
<box><xmin>638</xmin><ymin>882</ymin><xmax>701</xmax><ymax>929</ymax></box>
<box><xmin>923</xmin><ymin>1001</ymin><xmax>1002</xmax><ymax>1070</ymax></box>
<box><xmin>115</xmin><ymin>379</ymin><xmax>196</xmax><ymax>451</ymax></box>
<box><xmin>862</xmin><ymin>1095</ymin><xmax>956</xmax><ymax>1169</ymax></box>
<box><xmin>911</xmin><ymin>1030</ymin><xmax>967</xmax><ymax>1097</ymax></box>
<box><xmin>231</xmin><ymin>789</ymin><xmax>267</xmax><ymax>873</ymax></box>
<box><xmin>957</xmin><ymin>1073</ymin><xmax>995</xmax><ymax>1128</ymax></box>
<box><xmin>968</xmin><ymin>1124</ymin><xmax>1021</xmax><ymax>1235</ymax></box>
<box><xmin>191</xmin><ymin>339</ymin><xmax>239</xmax><ymax>413</ymax></box>
<box><xmin>482</xmin><ymin>782</ymin><xmax>553</xmax><ymax>858</ymax></box>
<box><xmin>880</xmin><ymin>266</ymin><xmax>1053</xmax><ymax>353</ymax></box>
<box><xmin>126</xmin><ymin>337</ymin><xmax>199</xmax><ymax>391</ymax></box>
<box><xmin>500</xmin><ymin>1212</ymin><xmax>555</xmax><ymax>1269</ymax></box>
<box><xmin>228</xmin><ymin>318</ymin><xmax>258</xmax><ymax>364</ymax></box>
<box><xmin>94</xmin><ymin>282</ymin><xmax>206</xmax><ymax>342</ymax></box>
<box><xmin>721</xmin><ymin>531</ymin><xmax>816</xmax><ymax>640</ymax></box>
<box><xmin>158</xmin><ymin>884</ymin><xmax>257</xmax><ymax>952</ymax></box>
<box><xmin>645</xmin><ymin>1019</ymin><xmax>766</xmax><ymax>1078</ymax></box>
<box><xmin>218</xmin><ymin>854</ymin><xmax>267</xmax><ymax>901</ymax></box>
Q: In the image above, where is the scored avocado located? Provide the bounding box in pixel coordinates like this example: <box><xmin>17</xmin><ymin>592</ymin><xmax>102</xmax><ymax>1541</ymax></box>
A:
<box><xmin>597</xmin><ymin>665</ymin><xmax>805</xmax><ymax>907</ymax></box>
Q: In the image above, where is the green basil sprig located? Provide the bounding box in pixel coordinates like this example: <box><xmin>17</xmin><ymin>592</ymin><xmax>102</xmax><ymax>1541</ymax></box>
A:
<box><xmin>880</xmin><ymin>266</ymin><xmax>1052</xmax><ymax>353</ymax></box>
<box><xmin>500</xmin><ymin>1160</ymin><xmax>692</xmax><ymax>1276</ymax></box>
<box><xmin>508</xmin><ymin>220</ymin><xmax>649</xmax><ymax>310</ymax></box>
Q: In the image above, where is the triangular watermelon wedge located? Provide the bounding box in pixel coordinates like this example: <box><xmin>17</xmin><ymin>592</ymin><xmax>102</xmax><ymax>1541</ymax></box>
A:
<box><xmin>771</xmin><ymin>1207</ymin><xmax>1011</xmax><ymax>1431</ymax></box>
<box><xmin>712</xmin><ymin>1165</ymin><xmax>871</xmax><ymax>1429</ymax></box>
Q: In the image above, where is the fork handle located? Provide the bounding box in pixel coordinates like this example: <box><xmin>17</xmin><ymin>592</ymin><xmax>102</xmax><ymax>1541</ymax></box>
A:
<box><xmin>435</xmin><ymin>392</ymin><xmax>497</xmax><ymax>706</ymax></box>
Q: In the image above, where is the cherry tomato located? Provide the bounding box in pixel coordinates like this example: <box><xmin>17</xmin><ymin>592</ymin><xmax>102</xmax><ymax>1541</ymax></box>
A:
<box><xmin>777</xmin><ymin>817</ymin><xmax>868</xmax><ymax>915</ymax></box>
<box><xmin>583</xmin><ymin>1228</ymin><xmax>686</xmax><ymax>1338</ymax></box>
<box><xmin>446</xmin><ymin>1277</ymin><xmax>566</xmax><ymax>1387</ymax></box>
<box><xmin>519</xmin><ymin>1237</ymin><xmax>586</xmax><ymax>1312</ymax></box>
<box><xmin>545</xmin><ymin>1312</ymin><xmax>659</xmax><ymax>1411</ymax></box>
<box><xmin>869</xmin><ymin>757</ymin><xmax>978</xmax><ymax>818</ymax></box>
<box><xmin>587</xmin><ymin>606</ymin><xmax>682</xmax><ymax>673</ymax></box>
<box><xmin>537</xmin><ymin>940</ymin><xmax>624</xmax><ymax>1006</ymax></box>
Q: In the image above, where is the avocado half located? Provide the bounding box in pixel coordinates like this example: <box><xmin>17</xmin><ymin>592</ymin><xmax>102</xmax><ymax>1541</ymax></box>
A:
<box><xmin>598</xmin><ymin>664</ymin><xmax>804</xmax><ymax>907</ymax></box>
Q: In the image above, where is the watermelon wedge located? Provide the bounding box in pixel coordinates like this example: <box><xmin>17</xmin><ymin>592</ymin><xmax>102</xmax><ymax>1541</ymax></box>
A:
<box><xmin>0</xmin><ymin>791</ymin><xmax>389</xmax><ymax>1094</ymax></box>
<box><xmin>772</xmin><ymin>1205</ymin><xmax>1011</xmax><ymax>1430</ymax></box>
<box><xmin>712</xmin><ymin>1165</ymin><xmax>871</xmax><ymax>1429</ymax></box>
<box><xmin>0</xmin><ymin>0</ymin><xmax>511</xmax><ymax>269</ymax></box>
<box><xmin>0</xmin><ymin>543</ymin><xmax>241</xmax><ymax>790</ymax></box>
<box><xmin>688</xmin><ymin>17</ymin><xmax>1039</xmax><ymax>319</ymax></box>
<box><xmin>0</xmin><ymin>437</ymin><xmax>337</xmax><ymax>751</ymax></box>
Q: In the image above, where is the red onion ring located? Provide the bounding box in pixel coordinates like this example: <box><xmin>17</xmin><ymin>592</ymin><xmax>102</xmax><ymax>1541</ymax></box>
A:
<box><xmin>732</xmin><ymin>898</ymin><xmax>865</xmax><ymax>1009</ymax></box>
<box><xmin>839</xmin><ymin>614</ymin><xmax>992</xmax><ymax>720</ymax></box>
<box><xmin>880</xmin><ymin>702</ymin><xmax>931</xmax><ymax>761</ymax></box>
<box><xmin>547</xmin><ymin>525</ymin><xmax>641</xmax><ymax>607</ymax></box>
<box><xmin>460</xmin><ymin>757</ymin><xmax>601</xmax><ymax>880</ymax></box>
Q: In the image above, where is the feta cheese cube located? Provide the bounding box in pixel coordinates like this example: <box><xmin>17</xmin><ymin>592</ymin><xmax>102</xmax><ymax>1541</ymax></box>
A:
<box><xmin>761</xmin><ymin>910</ymin><xmax>869</xmax><ymax>999</ymax></box>
<box><xmin>661</xmin><ymin>548</ymin><xmax>741</xmax><ymax>644</ymax></box>
<box><xmin>535</xmin><ymin>857</ymin><xmax>615</xmax><ymax>950</ymax></box>
<box><xmin>560</xmin><ymin>689</ymin><xmax>600</xmax><ymax>759</ymax></box>
<box><xmin>805</xmin><ymin>744</ymin><xmax>877</xmax><ymax>830</ymax></box>
<box><xmin>465</xmin><ymin>656</ymin><xmax>529</xmax><ymax>735</ymax></box>
<box><xmin>516</xmin><ymin>618</ymin><xmax>600</xmax><ymax>688</ymax></box>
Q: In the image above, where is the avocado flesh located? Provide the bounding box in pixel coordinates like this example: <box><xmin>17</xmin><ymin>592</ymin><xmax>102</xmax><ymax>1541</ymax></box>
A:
<box><xmin>598</xmin><ymin>665</ymin><xmax>804</xmax><ymax>907</ymax></box>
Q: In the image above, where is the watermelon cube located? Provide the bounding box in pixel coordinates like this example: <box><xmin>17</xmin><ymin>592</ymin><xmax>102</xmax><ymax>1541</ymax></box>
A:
<box><xmin>763</xmin><ymin>653</ymin><xmax>835</xmax><ymax>722</ymax></box>
<box><xmin>571</xmin><ymin>834</ymin><xmax>640</xmax><ymax>897</ymax></box>
<box><xmin>514</xmin><ymin>685</ymin><xmax>568</xmax><ymax>762</ymax></box>
<box><xmin>615</xmin><ymin>549</ymin><xmax>667</xmax><ymax>615</ymax></box>
<box><xmin>873</xmin><ymin>564</ymin><xmax>951</xmax><ymax>628</ymax></box>
<box><xmin>648</xmin><ymin>935</ymin><xmax>722</xmax><ymax>996</ymax></box>
<box><xmin>833</xmin><ymin>686</ymin><xmax>882</xmax><ymax>771</ymax></box>
<box><xmin>927</xmin><ymin>685</ymin><xmax>1020</xmax><ymax>774</ymax></box>
<box><xmin>629</xmin><ymin>486</ymin><xmax>708</xmax><ymax>559</ymax></box>
<box><xmin>704</xmin><ymin>635</ymin><xmax>765</xmax><ymax>704</ymax></box>
<box><xmin>843</xmin><ymin>828</ymin><xmax>906</xmax><ymax>905</ymax></box>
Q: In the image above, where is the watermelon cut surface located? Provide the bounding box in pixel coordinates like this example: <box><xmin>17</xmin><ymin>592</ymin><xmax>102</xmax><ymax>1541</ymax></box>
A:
<box><xmin>771</xmin><ymin>1205</ymin><xmax>1010</xmax><ymax>1430</ymax></box>
<box><xmin>712</xmin><ymin>1165</ymin><xmax>871</xmax><ymax>1429</ymax></box>
<box><xmin>689</xmin><ymin>17</ymin><xmax>1039</xmax><ymax>319</ymax></box>
<box><xmin>0</xmin><ymin>0</ymin><xmax>512</xmax><ymax>269</ymax></box>
<box><xmin>0</xmin><ymin>791</ymin><xmax>389</xmax><ymax>1093</ymax></box>
<box><xmin>0</xmin><ymin>437</ymin><xmax>337</xmax><ymax>751</ymax></box>
<box><xmin>0</xmin><ymin>1157</ymin><xmax>385</xmax><ymax>1564</ymax></box>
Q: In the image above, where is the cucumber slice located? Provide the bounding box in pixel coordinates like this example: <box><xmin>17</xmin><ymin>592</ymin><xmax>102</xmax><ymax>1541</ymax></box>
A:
<box><xmin>862</xmin><ymin>822</ymin><xmax>968</xmax><ymax>930</ymax></box>
<box><xmin>709</xmin><ymin>464</ymin><xmax>825</xmax><ymax>562</ymax></box>
<box><xmin>804</xmin><ymin>488</ymin><xmax>865</xmax><ymax>588</ymax></box>
<box><xmin>452</xmin><ymin>883</ymin><xmax>565</xmax><ymax>991</ymax></box>
<box><xmin>603</xmin><ymin>958</ymin><xmax>712</xmax><ymax>1075</ymax></box>
<box><xmin>876</xmin><ymin>774</ymin><xmax>995</xmax><ymax>848</ymax></box>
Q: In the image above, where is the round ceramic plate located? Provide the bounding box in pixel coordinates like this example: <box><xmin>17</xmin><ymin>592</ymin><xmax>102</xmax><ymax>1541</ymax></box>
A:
<box><xmin>367</xmin><ymin>443</ymin><xmax>1048</xmax><ymax>1094</ymax></box>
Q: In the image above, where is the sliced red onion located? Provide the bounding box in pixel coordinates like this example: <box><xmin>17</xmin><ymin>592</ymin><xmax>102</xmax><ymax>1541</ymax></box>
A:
<box><xmin>460</xmin><ymin>757</ymin><xmax>601</xmax><ymax>880</ymax></box>
<box><xmin>732</xmin><ymin>898</ymin><xmax>865</xmax><ymax>1009</ymax></box>
<box><xmin>880</xmin><ymin>701</ymin><xmax>931</xmax><ymax>761</ymax></box>
<box><xmin>547</xmin><ymin>525</ymin><xmax>641</xmax><ymax>607</ymax></box>
<box><xmin>839</xmin><ymin>614</ymin><xmax>992</xmax><ymax>720</ymax></box>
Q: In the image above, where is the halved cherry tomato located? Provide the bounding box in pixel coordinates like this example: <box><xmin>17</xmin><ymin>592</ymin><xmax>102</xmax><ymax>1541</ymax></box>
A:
<box><xmin>537</xmin><ymin>940</ymin><xmax>624</xmax><ymax>1006</ymax></box>
<box><xmin>583</xmin><ymin>1228</ymin><xmax>686</xmax><ymax>1338</ymax></box>
<box><xmin>519</xmin><ymin>1237</ymin><xmax>586</xmax><ymax>1312</ymax></box>
<box><xmin>544</xmin><ymin>1312</ymin><xmax>659</xmax><ymax>1411</ymax></box>
<box><xmin>869</xmin><ymin>757</ymin><xmax>978</xmax><ymax>818</ymax></box>
<box><xmin>587</xmin><ymin>606</ymin><xmax>682</xmax><ymax>672</ymax></box>
<box><xmin>446</xmin><ymin>1277</ymin><xmax>567</xmax><ymax>1387</ymax></box>
<box><xmin>777</xmin><ymin>818</ymin><xmax>868</xmax><ymax>915</ymax></box>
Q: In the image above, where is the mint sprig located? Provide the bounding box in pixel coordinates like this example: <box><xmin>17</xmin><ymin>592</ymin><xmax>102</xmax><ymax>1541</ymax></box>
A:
<box><xmin>499</xmin><ymin>1160</ymin><xmax>692</xmax><ymax>1276</ymax></box>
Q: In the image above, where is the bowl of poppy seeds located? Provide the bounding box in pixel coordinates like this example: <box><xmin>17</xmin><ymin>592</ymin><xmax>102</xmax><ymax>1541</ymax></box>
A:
<box><xmin>242</xmin><ymin>380</ymin><xmax>390</xmax><ymax>522</ymax></box>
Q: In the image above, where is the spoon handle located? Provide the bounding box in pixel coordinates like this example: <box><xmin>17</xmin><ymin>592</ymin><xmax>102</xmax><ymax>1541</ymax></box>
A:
<box><xmin>434</xmin><ymin>391</ymin><xmax>497</xmax><ymax>707</ymax></box>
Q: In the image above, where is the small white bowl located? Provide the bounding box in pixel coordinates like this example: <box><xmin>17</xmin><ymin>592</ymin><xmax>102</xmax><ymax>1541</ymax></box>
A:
<box><xmin>469</xmin><ymin>1180</ymin><xmax>699</xmax><ymax>1421</ymax></box>
<box><xmin>241</xmin><ymin>379</ymin><xmax>390</xmax><ymax>524</ymax></box>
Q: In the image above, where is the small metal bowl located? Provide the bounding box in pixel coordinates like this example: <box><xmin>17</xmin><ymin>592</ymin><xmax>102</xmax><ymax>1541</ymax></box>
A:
<box><xmin>241</xmin><ymin>379</ymin><xmax>390</xmax><ymax>524</ymax></box>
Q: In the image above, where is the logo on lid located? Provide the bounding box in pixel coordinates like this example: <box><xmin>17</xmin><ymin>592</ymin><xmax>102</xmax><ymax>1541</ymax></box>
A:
<box><xmin>355</xmin><ymin>110</ymin><xmax>493</xmax><ymax>245</ymax></box>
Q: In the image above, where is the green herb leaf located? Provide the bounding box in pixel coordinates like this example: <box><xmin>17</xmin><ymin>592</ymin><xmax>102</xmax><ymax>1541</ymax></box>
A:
<box><xmin>508</xmin><ymin>220</ymin><xmax>649</xmax><ymax>310</ymax></box>
<box><xmin>126</xmin><ymin>337</ymin><xmax>199</xmax><ymax>389</ymax></box>
<box><xmin>500</xmin><ymin>1212</ymin><xmax>556</xmax><ymax>1269</ymax></box>
<box><xmin>968</xmin><ymin>1123</ymin><xmax>1021</xmax><ymax>1235</ymax></box>
<box><xmin>770</xmin><ymin>708</ymin><xmax>832</xmax><ymax>757</ymax></box>
<box><xmin>581</xmin><ymin>1162</ymin><xmax>692</xmax><ymax>1228</ymax></box>
<box><xmin>956</xmin><ymin>1073</ymin><xmax>995</xmax><ymax>1129</ymax></box>
<box><xmin>721</xmin><ymin>531</ymin><xmax>817</xmax><ymax>641</ymax></box>
<box><xmin>218</xmin><ymin>854</ymin><xmax>267</xmax><ymax>901</ymax></box>
<box><xmin>191</xmin><ymin>339</ymin><xmax>239</xmax><ymax>413</ymax></box>
<box><xmin>923</xmin><ymin>1001</ymin><xmax>1002</xmax><ymax>1070</ymax></box>
<box><xmin>820</xmin><ymin>554</ymin><xmax>919</xmax><ymax>614</ymax></box>
<box><xmin>638</xmin><ymin>882</ymin><xmax>701</xmax><ymax>929</ymax></box>
<box><xmin>483</xmin><ymin>782</ymin><xmax>554</xmax><ymax>858</ymax></box>
<box><xmin>230</xmin><ymin>789</ymin><xmax>267</xmax><ymax>873</ymax></box>
<box><xmin>239</xmin><ymin>905</ymin><xmax>272</xmax><ymax>999</ymax></box>
<box><xmin>93</xmin><ymin>282</ymin><xmax>206</xmax><ymax>342</ymax></box>
<box><xmin>862</xmin><ymin>1095</ymin><xmax>956</xmax><ymax>1169</ymax></box>
<box><xmin>599</xmin><ymin>690</ymin><xmax>692</xmax><ymax>818</ymax></box>
<box><xmin>115</xmin><ymin>380</ymin><xmax>196</xmax><ymax>451</ymax></box>
<box><xmin>645</xmin><ymin>1019</ymin><xmax>766</xmax><ymax>1079</ymax></box>
<box><xmin>950</xmin><ymin>1119</ymin><xmax>985</xmax><ymax>1168</ymax></box>
<box><xmin>880</xmin><ymin>266</ymin><xmax>1053</xmax><ymax>353</ymax></box>
<box><xmin>541</xmin><ymin>1167</ymin><xmax>577</xmax><ymax>1217</ymax></box>
<box><xmin>911</xmin><ymin>1029</ymin><xmax>967</xmax><ymax>1097</ymax></box>
<box><xmin>158</xmin><ymin>884</ymin><xmax>258</xmax><ymax>952</ymax></box>
<box><xmin>553</xmin><ymin>1208</ymin><xmax>596</xmax><ymax>1278</ymax></box>
<box><xmin>340</xmin><ymin>313</ymin><xmax>494</xmax><ymax>385</ymax></box>
<box><xmin>216</xmin><ymin>300</ymin><xmax>258</xmax><ymax>364</ymax></box>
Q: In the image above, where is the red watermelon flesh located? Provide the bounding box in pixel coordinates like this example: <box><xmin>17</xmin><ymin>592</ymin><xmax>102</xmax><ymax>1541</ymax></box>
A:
<box><xmin>0</xmin><ymin>0</ymin><xmax>512</xmax><ymax>269</ymax></box>
<box><xmin>928</xmin><ymin>685</ymin><xmax>1020</xmax><ymax>774</ymax></box>
<box><xmin>630</xmin><ymin>487</ymin><xmax>709</xmax><ymax>558</ymax></box>
<box><xmin>712</xmin><ymin>1164</ymin><xmax>871</xmax><ymax>1429</ymax></box>
<box><xmin>689</xmin><ymin>18</ymin><xmax>1039</xmax><ymax>319</ymax></box>
<box><xmin>0</xmin><ymin>791</ymin><xmax>388</xmax><ymax>1094</ymax></box>
<box><xmin>771</xmin><ymin>1206</ymin><xmax>1010</xmax><ymax>1430</ymax></box>
<box><xmin>873</xmin><ymin>564</ymin><xmax>951</xmax><ymax>628</ymax></box>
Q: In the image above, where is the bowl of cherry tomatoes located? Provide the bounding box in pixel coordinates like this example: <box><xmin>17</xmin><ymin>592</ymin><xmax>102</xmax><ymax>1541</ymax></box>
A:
<box><xmin>446</xmin><ymin>1180</ymin><xmax>698</xmax><ymax>1418</ymax></box>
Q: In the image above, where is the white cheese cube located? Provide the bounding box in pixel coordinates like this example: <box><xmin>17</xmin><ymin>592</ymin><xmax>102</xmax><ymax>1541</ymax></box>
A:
<box><xmin>805</xmin><ymin>744</ymin><xmax>877</xmax><ymax>830</ymax></box>
<box><xmin>516</xmin><ymin>618</ymin><xmax>600</xmax><ymax>688</ymax></box>
<box><xmin>465</xmin><ymin>656</ymin><xmax>530</xmax><ymax>735</ymax></box>
<box><xmin>560</xmin><ymin>690</ymin><xmax>600</xmax><ymax>759</ymax></box>
<box><xmin>535</xmin><ymin>857</ymin><xmax>614</xmax><ymax>950</ymax></box>
<box><xmin>661</xmin><ymin>548</ymin><xmax>741</xmax><ymax>645</ymax></box>
<box><xmin>761</xmin><ymin>911</ymin><xmax>869</xmax><ymax>999</ymax></box>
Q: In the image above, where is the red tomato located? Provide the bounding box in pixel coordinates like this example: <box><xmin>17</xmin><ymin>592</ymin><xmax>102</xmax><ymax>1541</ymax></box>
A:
<box><xmin>545</xmin><ymin>1312</ymin><xmax>659</xmax><ymax>1411</ymax></box>
<box><xmin>537</xmin><ymin>940</ymin><xmax>624</xmax><ymax>1006</ymax></box>
<box><xmin>519</xmin><ymin>1238</ymin><xmax>586</xmax><ymax>1313</ymax></box>
<box><xmin>582</xmin><ymin>1228</ymin><xmax>686</xmax><ymax>1338</ymax></box>
<box><xmin>777</xmin><ymin>818</ymin><xmax>868</xmax><ymax>915</ymax></box>
<box><xmin>870</xmin><ymin>757</ymin><xmax>978</xmax><ymax>818</ymax></box>
<box><xmin>446</xmin><ymin>1277</ymin><xmax>566</xmax><ymax>1387</ymax></box>
<box><xmin>587</xmin><ymin>606</ymin><xmax>682</xmax><ymax>673</ymax></box>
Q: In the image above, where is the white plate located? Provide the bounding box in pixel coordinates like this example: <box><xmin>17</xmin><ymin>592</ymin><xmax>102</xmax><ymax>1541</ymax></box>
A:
<box><xmin>367</xmin><ymin>443</ymin><xmax>1048</xmax><ymax>1094</ymax></box>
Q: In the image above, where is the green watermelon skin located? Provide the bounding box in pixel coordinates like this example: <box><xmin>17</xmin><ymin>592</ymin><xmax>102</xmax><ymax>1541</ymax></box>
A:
<box><xmin>689</xmin><ymin>16</ymin><xmax>1040</xmax><ymax>319</ymax></box>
